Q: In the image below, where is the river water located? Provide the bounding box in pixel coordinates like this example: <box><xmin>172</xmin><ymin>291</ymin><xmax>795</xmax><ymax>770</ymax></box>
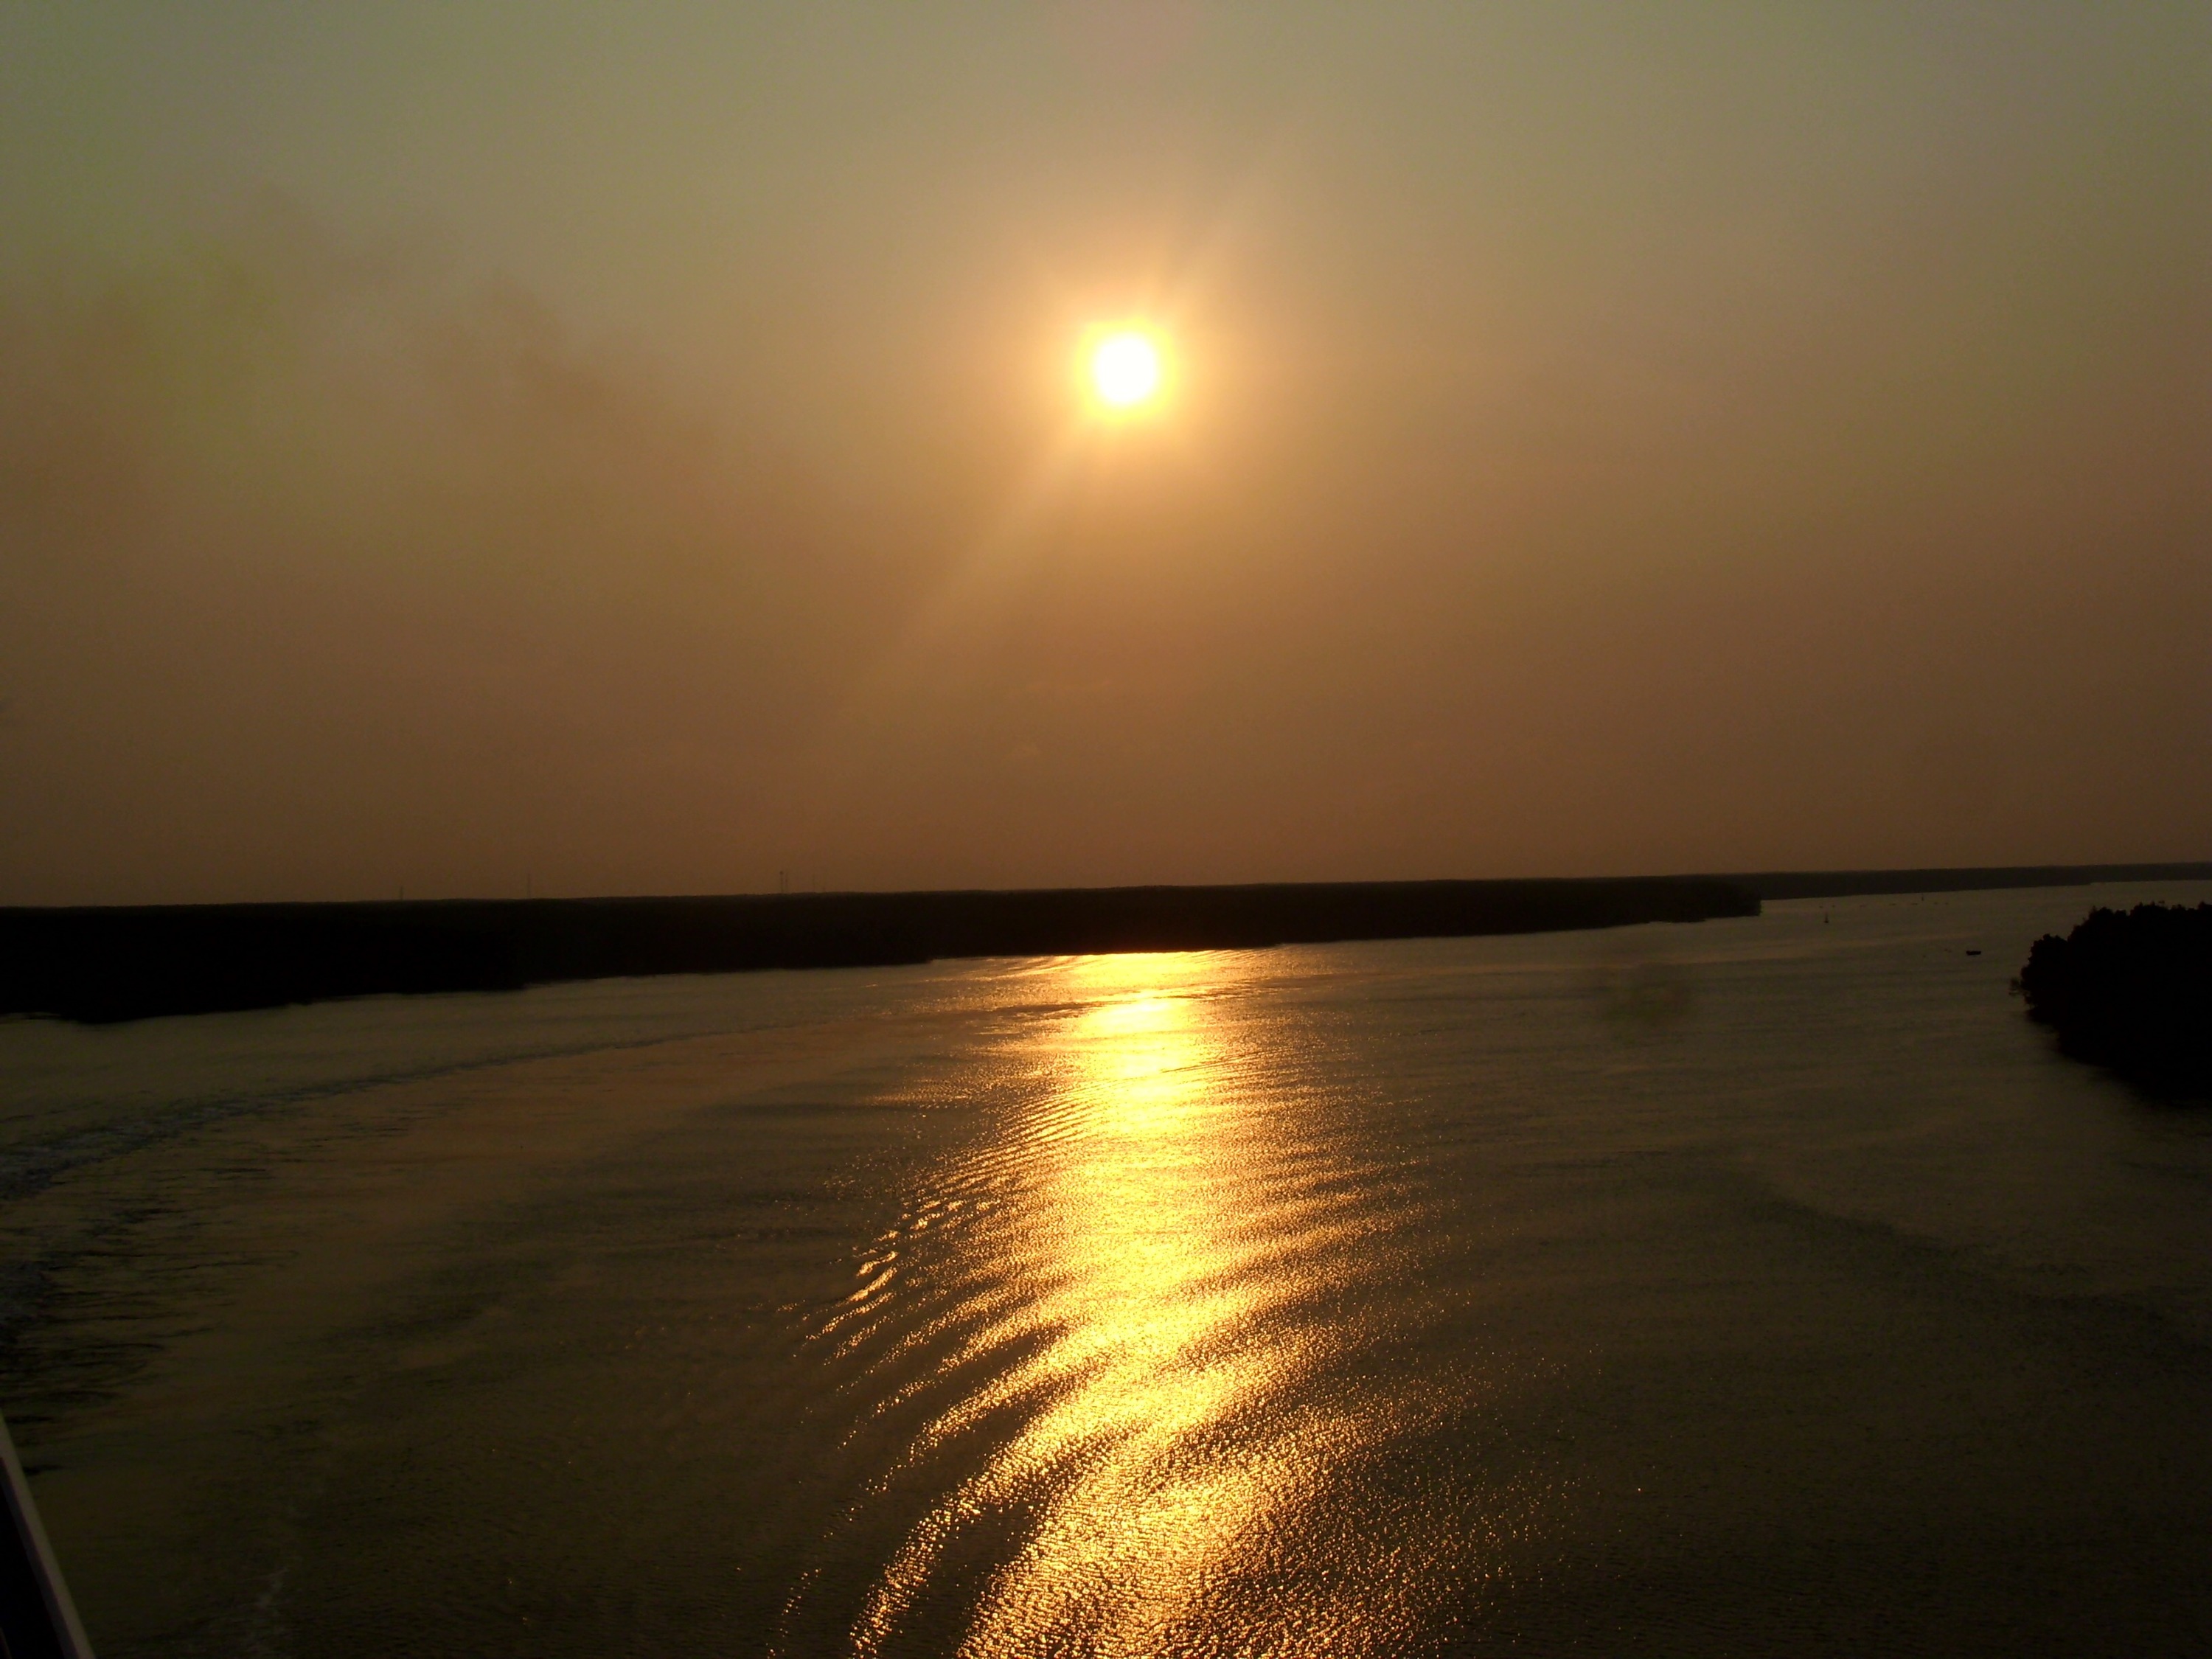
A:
<box><xmin>4</xmin><ymin>883</ymin><xmax>2210</xmax><ymax>1656</ymax></box>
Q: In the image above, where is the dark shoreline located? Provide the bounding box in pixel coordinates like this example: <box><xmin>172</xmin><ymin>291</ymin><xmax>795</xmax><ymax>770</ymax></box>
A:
<box><xmin>1719</xmin><ymin>862</ymin><xmax>2212</xmax><ymax>901</ymax></box>
<box><xmin>3</xmin><ymin>878</ymin><xmax>1750</xmax><ymax>1023</ymax></box>
<box><xmin>2015</xmin><ymin>902</ymin><xmax>2212</xmax><ymax>1099</ymax></box>
<box><xmin>2</xmin><ymin>863</ymin><xmax>2205</xmax><ymax>1025</ymax></box>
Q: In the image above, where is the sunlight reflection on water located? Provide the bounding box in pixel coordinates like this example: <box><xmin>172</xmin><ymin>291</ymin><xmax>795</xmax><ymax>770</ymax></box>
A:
<box><xmin>821</xmin><ymin>956</ymin><xmax>1451</xmax><ymax>1657</ymax></box>
<box><xmin>17</xmin><ymin>885</ymin><xmax>2212</xmax><ymax>1658</ymax></box>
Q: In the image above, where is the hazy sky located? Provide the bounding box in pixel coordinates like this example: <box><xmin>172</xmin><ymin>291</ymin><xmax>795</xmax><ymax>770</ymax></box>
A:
<box><xmin>2</xmin><ymin>1</ymin><xmax>2207</xmax><ymax>902</ymax></box>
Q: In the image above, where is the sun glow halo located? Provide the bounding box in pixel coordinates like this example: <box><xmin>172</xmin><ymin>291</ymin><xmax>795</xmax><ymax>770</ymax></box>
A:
<box><xmin>1088</xmin><ymin>328</ymin><xmax>1165</xmax><ymax>412</ymax></box>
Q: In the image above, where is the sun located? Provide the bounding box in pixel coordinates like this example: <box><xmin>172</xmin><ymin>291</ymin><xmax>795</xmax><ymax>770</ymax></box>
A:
<box><xmin>1088</xmin><ymin>327</ymin><xmax>1165</xmax><ymax>412</ymax></box>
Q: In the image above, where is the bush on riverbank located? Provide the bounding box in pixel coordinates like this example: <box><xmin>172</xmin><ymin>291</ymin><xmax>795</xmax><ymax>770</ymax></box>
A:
<box><xmin>2015</xmin><ymin>903</ymin><xmax>2212</xmax><ymax>1096</ymax></box>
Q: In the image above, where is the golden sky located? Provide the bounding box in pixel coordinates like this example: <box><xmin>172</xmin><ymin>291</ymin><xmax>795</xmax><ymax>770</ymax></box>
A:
<box><xmin>1</xmin><ymin>2</ymin><xmax>2206</xmax><ymax>902</ymax></box>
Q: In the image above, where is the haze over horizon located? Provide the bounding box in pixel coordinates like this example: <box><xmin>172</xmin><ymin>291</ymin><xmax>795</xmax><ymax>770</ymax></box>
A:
<box><xmin>3</xmin><ymin>1</ymin><xmax>2207</xmax><ymax>905</ymax></box>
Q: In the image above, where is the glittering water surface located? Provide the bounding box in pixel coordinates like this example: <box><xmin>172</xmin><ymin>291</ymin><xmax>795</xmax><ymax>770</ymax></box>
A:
<box><xmin>5</xmin><ymin>886</ymin><xmax>2212</xmax><ymax>1656</ymax></box>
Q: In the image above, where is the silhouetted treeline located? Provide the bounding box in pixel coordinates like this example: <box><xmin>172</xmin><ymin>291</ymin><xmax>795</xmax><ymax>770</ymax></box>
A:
<box><xmin>0</xmin><ymin>878</ymin><xmax>1757</xmax><ymax>1024</ymax></box>
<box><xmin>2016</xmin><ymin>904</ymin><xmax>2212</xmax><ymax>1096</ymax></box>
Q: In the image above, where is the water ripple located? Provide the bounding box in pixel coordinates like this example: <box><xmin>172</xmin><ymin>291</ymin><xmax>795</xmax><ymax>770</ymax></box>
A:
<box><xmin>782</xmin><ymin>956</ymin><xmax>1466</xmax><ymax>1658</ymax></box>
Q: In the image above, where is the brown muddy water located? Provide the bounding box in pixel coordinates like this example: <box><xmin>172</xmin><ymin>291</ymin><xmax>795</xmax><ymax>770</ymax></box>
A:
<box><xmin>4</xmin><ymin>883</ymin><xmax>2211</xmax><ymax>1656</ymax></box>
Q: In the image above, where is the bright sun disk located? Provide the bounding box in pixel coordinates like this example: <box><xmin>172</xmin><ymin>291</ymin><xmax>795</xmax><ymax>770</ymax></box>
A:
<box><xmin>1090</xmin><ymin>330</ymin><xmax>1163</xmax><ymax>409</ymax></box>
